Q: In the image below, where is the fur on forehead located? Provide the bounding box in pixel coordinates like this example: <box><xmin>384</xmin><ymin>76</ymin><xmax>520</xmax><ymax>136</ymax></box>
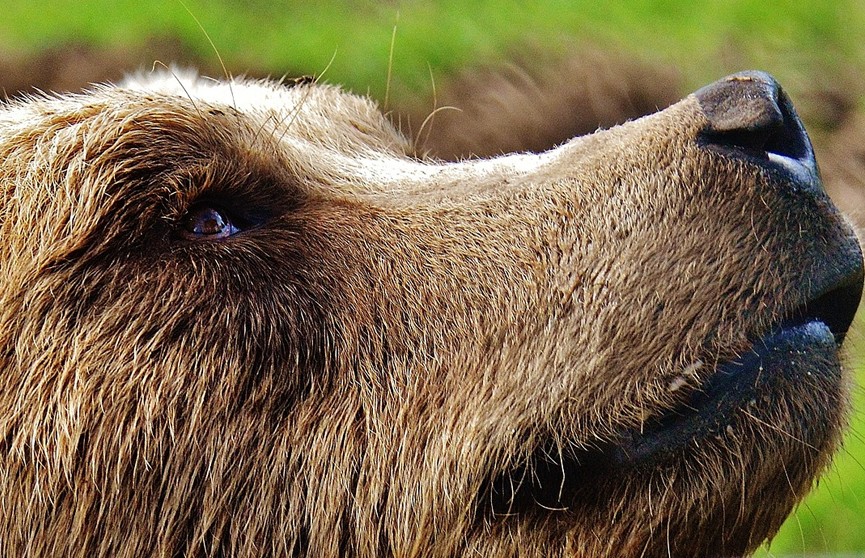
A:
<box><xmin>122</xmin><ymin>69</ymin><xmax>389</xmax><ymax>131</ymax></box>
<box><xmin>2</xmin><ymin>68</ymin><xmax>409</xmax><ymax>158</ymax></box>
<box><xmin>0</xmin><ymin>69</ymin><xmax>567</xmax><ymax>195</ymax></box>
<box><xmin>131</xmin><ymin>70</ymin><xmax>572</xmax><ymax>194</ymax></box>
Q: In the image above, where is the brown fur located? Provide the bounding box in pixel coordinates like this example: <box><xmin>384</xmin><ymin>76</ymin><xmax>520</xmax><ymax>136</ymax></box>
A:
<box><xmin>0</xmin><ymin>71</ymin><xmax>859</xmax><ymax>557</ymax></box>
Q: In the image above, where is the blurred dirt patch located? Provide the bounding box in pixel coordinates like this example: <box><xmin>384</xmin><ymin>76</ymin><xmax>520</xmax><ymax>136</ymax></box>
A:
<box><xmin>0</xmin><ymin>37</ymin><xmax>221</xmax><ymax>98</ymax></box>
<box><xmin>399</xmin><ymin>46</ymin><xmax>684</xmax><ymax>161</ymax></box>
<box><xmin>786</xmin><ymin>68</ymin><xmax>865</xmax><ymax>227</ymax></box>
<box><xmin>818</xmin><ymin>114</ymin><xmax>865</xmax><ymax>227</ymax></box>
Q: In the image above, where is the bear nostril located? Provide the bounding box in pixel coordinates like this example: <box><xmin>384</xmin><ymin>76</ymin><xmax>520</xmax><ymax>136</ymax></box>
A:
<box><xmin>695</xmin><ymin>71</ymin><xmax>818</xmax><ymax>189</ymax></box>
<box><xmin>762</xmin><ymin>92</ymin><xmax>810</xmax><ymax>162</ymax></box>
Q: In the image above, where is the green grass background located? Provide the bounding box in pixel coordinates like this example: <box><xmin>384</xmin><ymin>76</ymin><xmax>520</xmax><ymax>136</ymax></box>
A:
<box><xmin>2</xmin><ymin>1</ymin><xmax>865</xmax><ymax>554</ymax></box>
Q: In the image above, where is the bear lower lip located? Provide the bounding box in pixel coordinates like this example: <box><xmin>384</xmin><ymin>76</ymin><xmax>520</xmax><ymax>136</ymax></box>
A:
<box><xmin>609</xmin><ymin>320</ymin><xmax>840</xmax><ymax>466</ymax></box>
<box><xmin>486</xmin><ymin>272</ymin><xmax>862</xmax><ymax>516</ymax></box>
<box><xmin>609</xmin><ymin>268</ymin><xmax>863</xmax><ymax>466</ymax></box>
<box><xmin>485</xmin><ymin>320</ymin><xmax>842</xmax><ymax>516</ymax></box>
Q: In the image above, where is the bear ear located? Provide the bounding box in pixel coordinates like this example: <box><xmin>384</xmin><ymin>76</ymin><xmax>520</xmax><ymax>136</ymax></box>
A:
<box><xmin>398</xmin><ymin>45</ymin><xmax>683</xmax><ymax>161</ymax></box>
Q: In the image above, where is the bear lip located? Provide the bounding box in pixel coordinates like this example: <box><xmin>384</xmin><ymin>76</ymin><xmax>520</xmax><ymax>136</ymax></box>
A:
<box><xmin>488</xmin><ymin>322</ymin><xmax>847</xmax><ymax>516</ymax></box>
<box><xmin>611</xmin><ymin>321</ymin><xmax>838</xmax><ymax>466</ymax></box>
<box><xmin>610</xmin><ymin>268</ymin><xmax>864</xmax><ymax>466</ymax></box>
<box><xmin>486</xmin><ymin>265</ymin><xmax>863</xmax><ymax>516</ymax></box>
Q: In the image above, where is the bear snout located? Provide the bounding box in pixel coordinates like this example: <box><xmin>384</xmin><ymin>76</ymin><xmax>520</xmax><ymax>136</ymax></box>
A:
<box><xmin>691</xmin><ymin>72</ymin><xmax>864</xmax><ymax>344</ymax></box>
<box><xmin>695</xmin><ymin>70</ymin><xmax>821</xmax><ymax>193</ymax></box>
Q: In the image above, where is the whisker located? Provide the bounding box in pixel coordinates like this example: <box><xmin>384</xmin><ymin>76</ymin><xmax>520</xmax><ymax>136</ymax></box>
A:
<box><xmin>384</xmin><ymin>15</ymin><xmax>399</xmax><ymax>113</ymax></box>
<box><xmin>414</xmin><ymin>105</ymin><xmax>462</xmax><ymax>158</ymax></box>
<box><xmin>151</xmin><ymin>60</ymin><xmax>203</xmax><ymax>119</ymax></box>
<box><xmin>177</xmin><ymin>0</ymin><xmax>235</xmax><ymax>110</ymax></box>
<box><xmin>275</xmin><ymin>50</ymin><xmax>339</xmax><ymax>144</ymax></box>
<box><xmin>741</xmin><ymin>410</ymin><xmax>819</xmax><ymax>452</ymax></box>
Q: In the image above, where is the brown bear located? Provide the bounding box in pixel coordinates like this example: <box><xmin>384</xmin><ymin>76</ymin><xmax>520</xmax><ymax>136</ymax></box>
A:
<box><xmin>0</xmin><ymin>69</ymin><xmax>861</xmax><ymax>557</ymax></box>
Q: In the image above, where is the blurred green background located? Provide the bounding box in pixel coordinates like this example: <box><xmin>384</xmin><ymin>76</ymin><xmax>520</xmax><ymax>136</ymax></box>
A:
<box><xmin>4</xmin><ymin>0</ymin><xmax>865</xmax><ymax>105</ymax></box>
<box><xmin>2</xmin><ymin>1</ymin><xmax>864</xmax><ymax>555</ymax></box>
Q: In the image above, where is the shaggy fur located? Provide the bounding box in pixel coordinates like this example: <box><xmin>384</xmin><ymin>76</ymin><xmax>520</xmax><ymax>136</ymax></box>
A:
<box><xmin>0</xmin><ymin>71</ymin><xmax>860</xmax><ymax>557</ymax></box>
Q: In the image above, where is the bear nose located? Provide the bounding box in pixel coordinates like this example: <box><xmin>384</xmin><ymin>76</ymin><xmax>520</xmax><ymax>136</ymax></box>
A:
<box><xmin>695</xmin><ymin>71</ymin><xmax>820</xmax><ymax>192</ymax></box>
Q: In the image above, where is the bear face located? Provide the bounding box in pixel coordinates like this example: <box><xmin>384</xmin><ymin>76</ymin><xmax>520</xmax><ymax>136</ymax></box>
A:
<box><xmin>0</xmin><ymin>71</ymin><xmax>861</xmax><ymax>557</ymax></box>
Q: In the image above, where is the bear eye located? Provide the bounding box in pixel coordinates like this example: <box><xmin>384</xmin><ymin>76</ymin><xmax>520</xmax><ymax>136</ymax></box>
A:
<box><xmin>180</xmin><ymin>205</ymin><xmax>241</xmax><ymax>239</ymax></box>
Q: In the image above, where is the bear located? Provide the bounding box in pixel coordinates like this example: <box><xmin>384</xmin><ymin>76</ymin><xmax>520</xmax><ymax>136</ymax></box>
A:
<box><xmin>0</xmin><ymin>69</ymin><xmax>861</xmax><ymax>557</ymax></box>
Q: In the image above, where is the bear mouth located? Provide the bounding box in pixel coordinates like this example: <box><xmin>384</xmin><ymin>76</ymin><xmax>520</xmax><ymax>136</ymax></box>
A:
<box><xmin>609</xmin><ymin>272</ymin><xmax>864</xmax><ymax>466</ymax></box>
<box><xmin>487</xmin><ymin>266</ymin><xmax>863</xmax><ymax>516</ymax></box>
